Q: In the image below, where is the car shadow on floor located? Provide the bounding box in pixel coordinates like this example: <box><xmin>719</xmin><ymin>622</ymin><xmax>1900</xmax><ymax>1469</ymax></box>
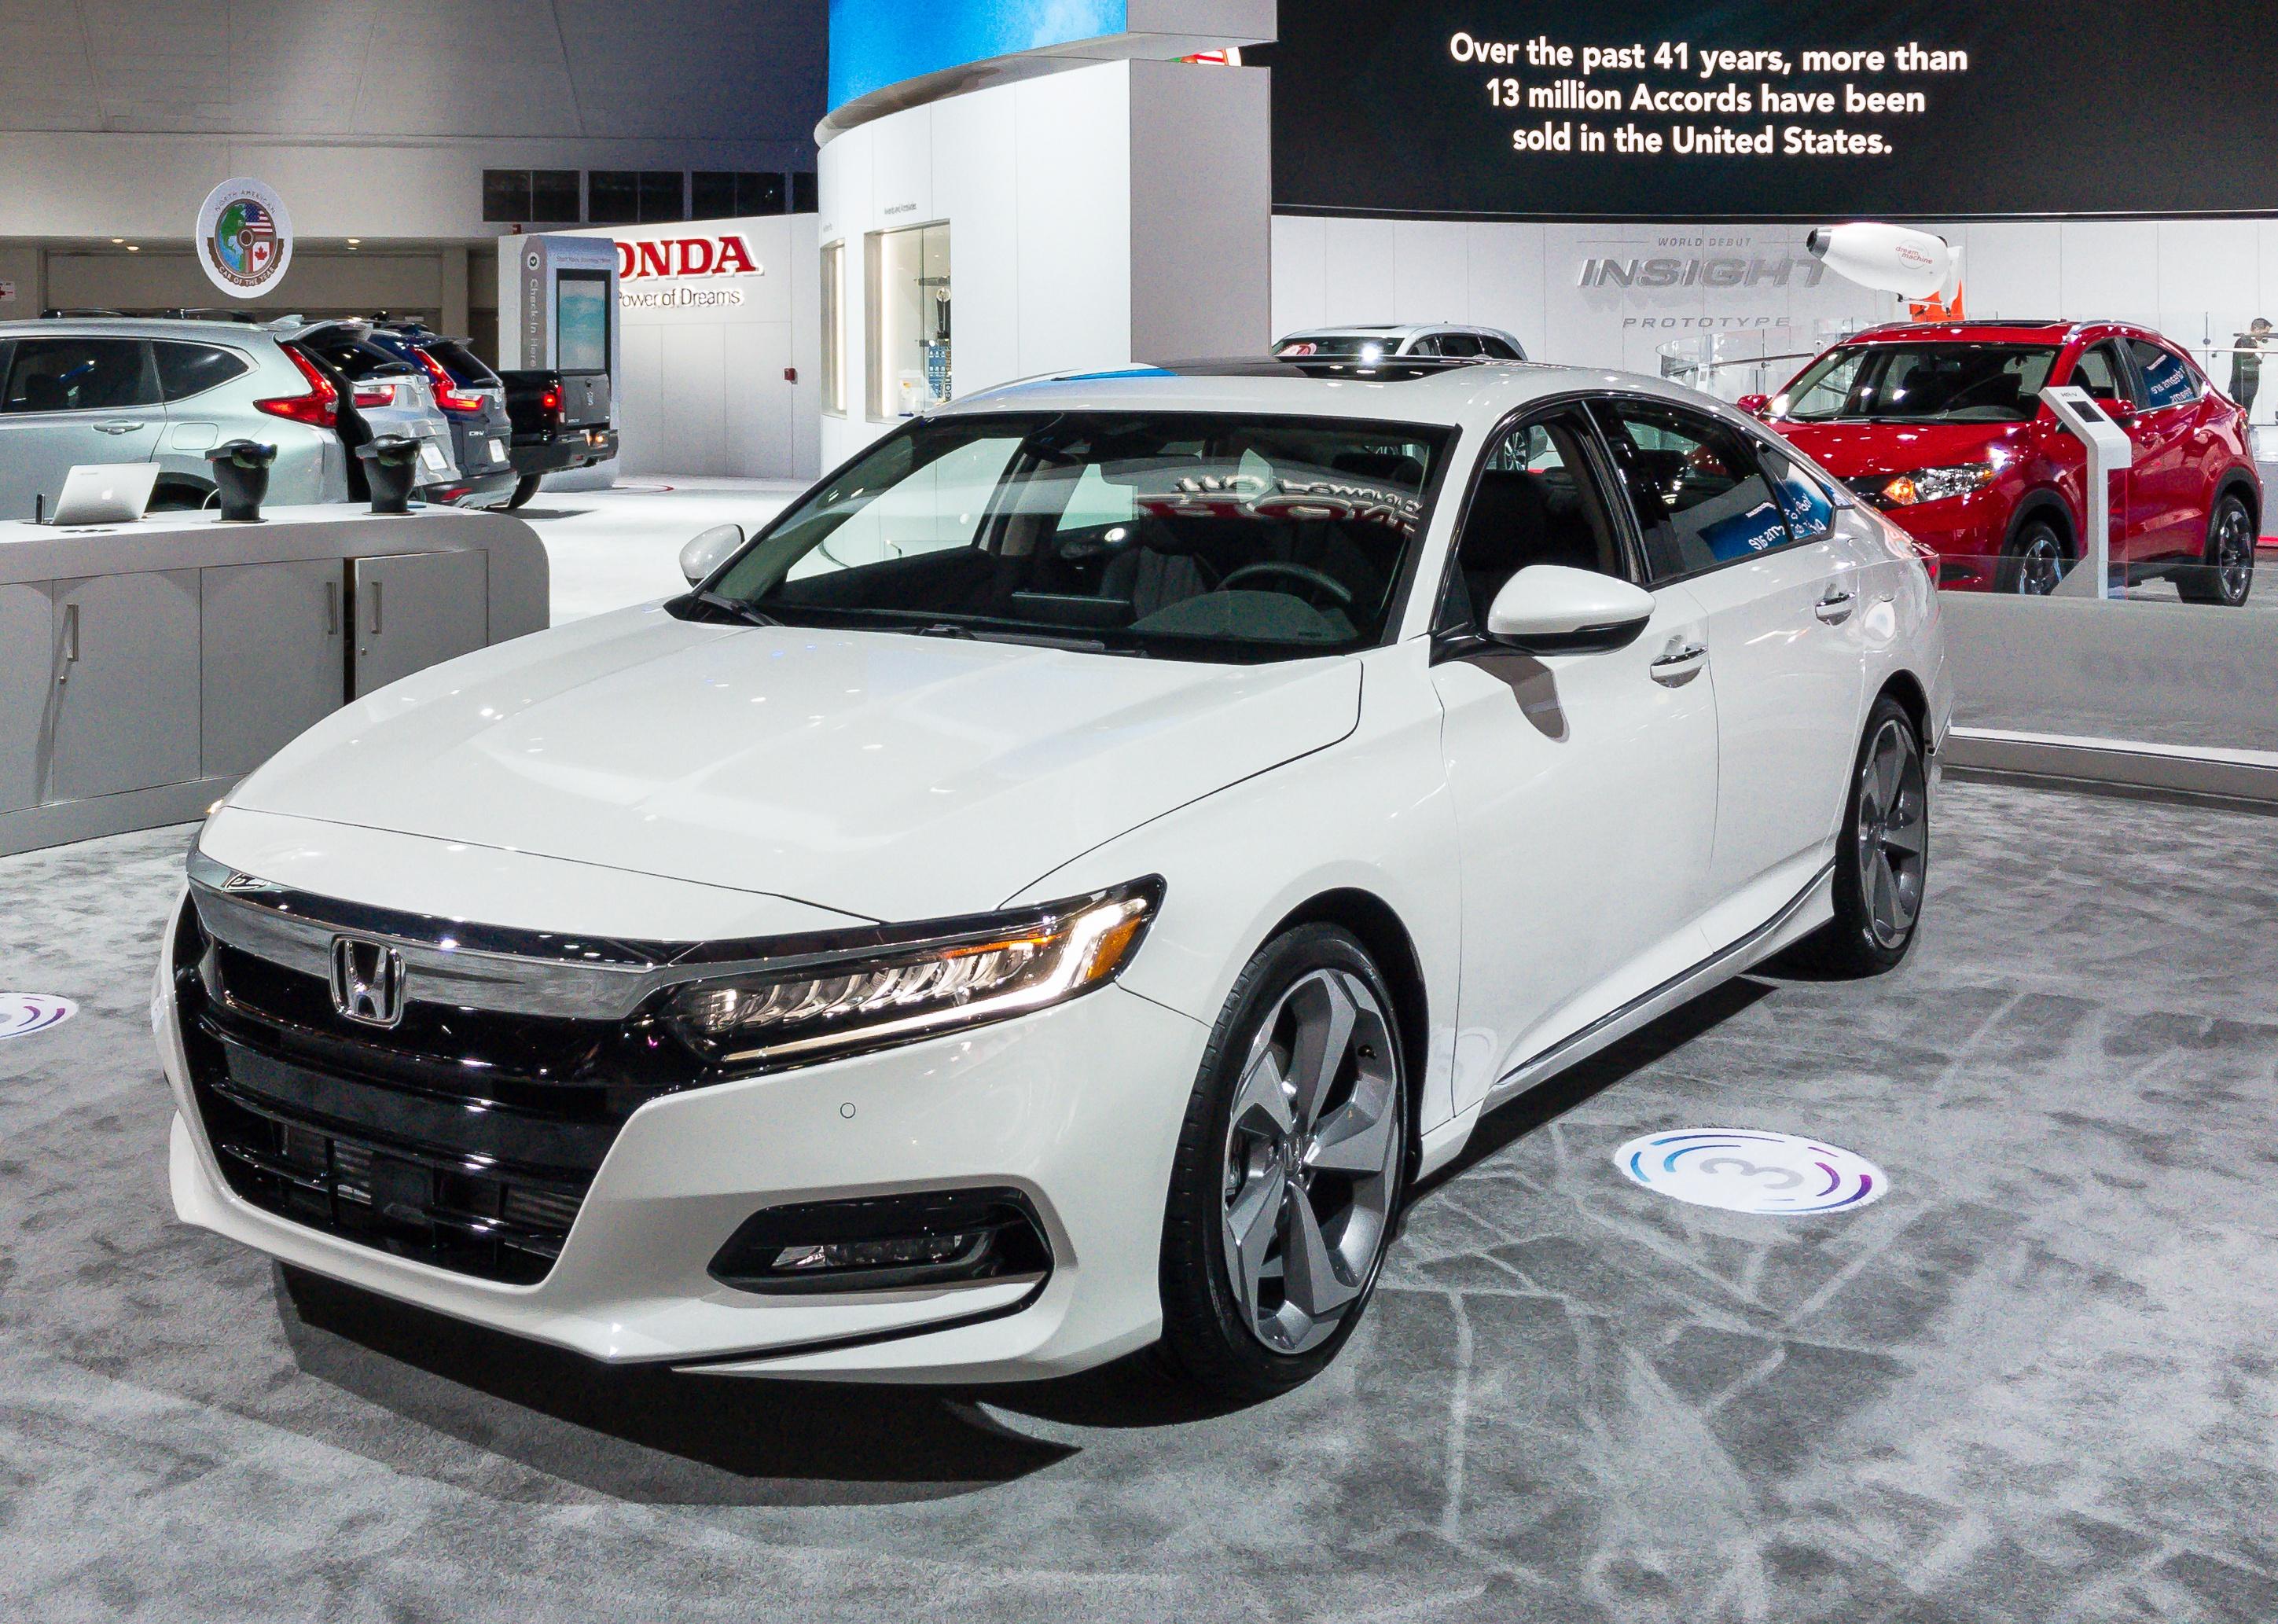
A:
<box><xmin>270</xmin><ymin>976</ymin><xmax>1785</xmax><ymax>1483</ymax></box>
<box><xmin>276</xmin><ymin>1265</ymin><xmax>1075</xmax><ymax>1506</ymax></box>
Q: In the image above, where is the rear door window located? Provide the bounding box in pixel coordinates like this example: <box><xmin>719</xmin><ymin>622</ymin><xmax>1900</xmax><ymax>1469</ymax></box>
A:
<box><xmin>1593</xmin><ymin>399</ymin><xmax>1794</xmax><ymax>582</ymax></box>
<box><xmin>154</xmin><ymin>342</ymin><xmax>252</xmax><ymax>402</ymax></box>
<box><xmin>422</xmin><ymin>340</ymin><xmax>501</xmax><ymax>388</ymax></box>
<box><xmin>2070</xmin><ymin>342</ymin><xmax>2128</xmax><ymax>401</ymax></box>
<box><xmin>2126</xmin><ymin>339</ymin><xmax>2198</xmax><ymax>410</ymax></box>
<box><xmin>1476</xmin><ymin>335</ymin><xmax>1523</xmax><ymax>360</ymax></box>
<box><xmin>1758</xmin><ymin>443</ymin><xmax>1836</xmax><ymax>542</ymax></box>
<box><xmin>2</xmin><ymin>337</ymin><xmax>158</xmax><ymax>413</ymax></box>
<box><xmin>1436</xmin><ymin>333</ymin><xmax>1483</xmax><ymax>358</ymax></box>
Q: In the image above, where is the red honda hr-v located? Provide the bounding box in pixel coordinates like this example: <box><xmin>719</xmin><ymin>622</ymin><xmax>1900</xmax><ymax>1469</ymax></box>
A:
<box><xmin>1746</xmin><ymin>321</ymin><xmax>2260</xmax><ymax>604</ymax></box>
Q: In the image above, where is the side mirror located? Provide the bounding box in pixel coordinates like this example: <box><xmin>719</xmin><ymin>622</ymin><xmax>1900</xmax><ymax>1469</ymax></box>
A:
<box><xmin>2107</xmin><ymin>397</ymin><xmax>2139</xmax><ymax>425</ymax></box>
<box><xmin>678</xmin><ymin>522</ymin><xmax>745</xmax><ymax>585</ymax></box>
<box><xmin>1483</xmin><ymin>565</ymin><xmax>1655</xmax><ymax>653</ymax></box>
<box><xmin>1737</xmin><ymin>392</ymin><xmax>1773</xmax><ymax>419</ymax></box>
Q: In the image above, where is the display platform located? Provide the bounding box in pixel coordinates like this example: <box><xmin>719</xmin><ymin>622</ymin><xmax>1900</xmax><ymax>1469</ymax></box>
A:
<box><xmin>5</xmin><ymin>776</ymin><xmax>2270</xmax><ymax>1621</ymax></box>
<box><xmin>0</xmin><ymin>505</ymin><xmax>548</xmax><ymax>856</ymax></box>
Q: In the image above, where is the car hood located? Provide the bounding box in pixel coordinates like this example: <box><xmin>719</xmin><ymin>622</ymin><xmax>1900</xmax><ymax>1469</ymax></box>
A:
<box><xmin>232</xmin><ymin>604</ymin><xmax>1363</xmax><ymax>924</ymax></box>
<box><xmin>1774</xmin><ymin>419</ymin><xmax>2035</xmax><ymax>482</ymax></box>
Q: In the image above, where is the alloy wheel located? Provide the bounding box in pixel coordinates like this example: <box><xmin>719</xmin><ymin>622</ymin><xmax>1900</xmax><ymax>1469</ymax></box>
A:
<box><xmin>2015</xmin><ymin>530</ymin><xmax>2064</xmax><ymax>595</ymax></box>
<box><xmin>1854</xmin><ymin>718</ymin><xmax>1927</xmax><ymax>949</ymax></box>
<box><xmin>2215</xmin><ymin>502</ymin><xmax>2255</xmax><ymax>604</ymax></box>
<box><xmin>1219</xmin><ymin>968</ymin><xmax>1401</xmax><ymax>1354</ymax></box>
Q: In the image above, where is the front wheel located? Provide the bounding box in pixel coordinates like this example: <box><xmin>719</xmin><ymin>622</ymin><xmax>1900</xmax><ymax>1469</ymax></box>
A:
<box><xmin>1158</xmin><ymin>924</ymin><xmax>1406</xmax><ymax>1401</ymax></box>
<box><xmin>1995</xmin><ymin>516</ymin><xmax>2070</xmax><ymax>596</ymax></box>
<box><xmin>2176</xmin><ymin>492</ymin><xmax>2255</xmax><ymax>606</ymax></box>
<box><xmin>1795</xmin><ymin>696</ymin><xmax>1928</xmax><ymax>977</ymax></box>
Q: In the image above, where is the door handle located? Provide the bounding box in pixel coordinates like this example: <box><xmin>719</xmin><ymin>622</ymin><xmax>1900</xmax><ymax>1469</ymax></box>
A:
<box><xmin>325</xmin><ymin>581</ymin><xmax>340</xmax><ymax>635</ymax></box>
<box><xmin>58</xmin><ymin>603</ymin><xmax>79</xmax><ymax>681</ymax></box>
<box><xmin>1814</xmin><ymin>586</ymin><xmax>1857</xmax><ymax>624</ymax></box>
<box><xmin>94</xmin><ymin>420</ymin><xmax>146</xmax><ymax>435</ymax></box>
<box><xmin>1650</xmin><ymin>640</ymin><xmax>1707</xmax><ymax>685</ymax></box>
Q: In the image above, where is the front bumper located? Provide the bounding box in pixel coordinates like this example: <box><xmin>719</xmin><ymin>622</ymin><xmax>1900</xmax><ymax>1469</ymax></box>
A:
<box><xmin>157</xmin><ymin>892</ymin><xmax>1207</xmax><ymax>1381</ymax></box>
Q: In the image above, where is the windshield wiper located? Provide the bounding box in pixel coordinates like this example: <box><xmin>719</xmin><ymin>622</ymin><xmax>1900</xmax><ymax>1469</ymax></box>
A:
<box><xmin>677</xmin><ymin>590</ymin><xmax>779</xmax><ymax>627</ymax></box>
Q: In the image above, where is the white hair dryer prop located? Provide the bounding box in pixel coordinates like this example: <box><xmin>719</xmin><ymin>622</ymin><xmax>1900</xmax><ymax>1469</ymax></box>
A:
<box><xmin>1806</xmin><ymin>223</ymin><xmax>1964</xmax><ymax>318</ymax></box>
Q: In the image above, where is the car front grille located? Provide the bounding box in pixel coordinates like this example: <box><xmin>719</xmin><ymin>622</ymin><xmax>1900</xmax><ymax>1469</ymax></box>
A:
<box><xmin>172</xmin><ymin>900</ymin><xmax>698</xmax><ymax>1285</ymax></box>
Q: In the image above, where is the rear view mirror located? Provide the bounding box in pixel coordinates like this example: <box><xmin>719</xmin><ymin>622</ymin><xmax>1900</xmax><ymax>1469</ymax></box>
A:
<box><xmin>1483</xmin><ymin>565</ymin><xmax>1655</xmax><ymax>653</ymax></box>
<box><xmin>679</xmin><ymin>523</ymin><xmax>744</xmax><ymax>585</ymax></box>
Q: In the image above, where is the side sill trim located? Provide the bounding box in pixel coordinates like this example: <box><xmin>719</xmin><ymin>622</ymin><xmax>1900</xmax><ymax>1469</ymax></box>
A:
<box><xmin>1483</xmin><ymin>858</ymin><xmax>1835</xmax><ymax>1110</ymax></box>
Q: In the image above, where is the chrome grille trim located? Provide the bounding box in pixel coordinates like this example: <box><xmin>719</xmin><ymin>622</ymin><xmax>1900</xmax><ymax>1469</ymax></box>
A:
<box><xmin>185</xmin><ymin>850</ymin><xmax>1070</xmax><ymax>1023</ymax></box>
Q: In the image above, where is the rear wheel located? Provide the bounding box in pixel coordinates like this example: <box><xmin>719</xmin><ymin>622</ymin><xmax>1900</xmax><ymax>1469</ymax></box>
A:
<box><xmin>2176</xmin><ymin>491</ymin><xmax>2255</xmax><ymax>606</ymax></box>
<box><xmin>506</xmin><ymin>473</ymin><xmax>542</xmax><ymax>509</ymax></box>
<box><xmin>1159</xmin><ymin>924</ymin><xmax>1406</xmax><ymax>1401</ymax></box>
<box><xmin>1796</xmin><ymin>696</ymin><xmax>1928</xmax><ymax>977</ymax></box>
<box><xmin>1995</xmin><ymin>515</ymin><xmax>2070</xmax><ymax>596</ymax></box>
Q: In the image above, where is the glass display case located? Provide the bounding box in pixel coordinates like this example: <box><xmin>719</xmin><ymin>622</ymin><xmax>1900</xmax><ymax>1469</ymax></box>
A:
<box><xmin>866</xmin><ymin>222</ymin><xmax>951</xmax><ymax>421</ymax></box>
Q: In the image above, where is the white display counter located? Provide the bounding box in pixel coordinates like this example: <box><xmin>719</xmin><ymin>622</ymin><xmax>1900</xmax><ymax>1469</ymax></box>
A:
<box><xmin>0</xmin><ymin>504</ymin><xmax>547</xmax><ymax>856</ymax></box>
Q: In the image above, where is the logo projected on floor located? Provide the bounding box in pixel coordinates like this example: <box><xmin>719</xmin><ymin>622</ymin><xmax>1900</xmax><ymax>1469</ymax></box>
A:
<box><xmin>1613</xmin><ymin>1128</ymin><xmax>1883</xmax><ymax>1215</ymax></box>
<box><xmin>0</xmin><ymin>994</ymin><xmax>76</xmax><ymax>1040</ymax></box>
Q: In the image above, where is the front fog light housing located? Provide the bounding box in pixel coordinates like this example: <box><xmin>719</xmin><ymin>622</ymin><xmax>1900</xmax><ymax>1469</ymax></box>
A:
<box><xmin>1882</xmin><ymin>461</ymin><xmax>1993</xmax><ymax>505</ymax></box>
<box><xmin>709</xmin><ymin>1187</ymin><xmax>1052</xmax><ymax>1295</ymax></box>
<box><xmin>660</xmin><ymin>877</ymin><xmax>1163</xmax><ymax>1068</ymax></box>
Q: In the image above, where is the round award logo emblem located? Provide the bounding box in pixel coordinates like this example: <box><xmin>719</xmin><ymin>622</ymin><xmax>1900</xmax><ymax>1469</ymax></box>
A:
<box><xmin>195</xmin><ymin>178</ymin><xmax>293</xmax><ymax>299</ymax></box>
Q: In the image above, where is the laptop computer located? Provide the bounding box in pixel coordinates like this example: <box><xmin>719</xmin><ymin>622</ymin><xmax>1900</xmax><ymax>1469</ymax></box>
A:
<box><xmin>49</xmin><ymin>463</ymin><xmax>161</xmax><ymax>526</ymax></box>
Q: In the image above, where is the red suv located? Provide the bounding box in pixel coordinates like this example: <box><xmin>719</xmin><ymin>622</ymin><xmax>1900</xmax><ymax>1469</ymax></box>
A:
<box><xmin>1746</xmin><ymin>321</ymin><xmax>2259</xmax><ymax>604</ymax></box>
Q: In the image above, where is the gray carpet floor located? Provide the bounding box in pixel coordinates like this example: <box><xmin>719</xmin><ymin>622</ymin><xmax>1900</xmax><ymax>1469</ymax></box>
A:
<box><xmin>2</xmin><ymin>778</ymin><xmax>2275</xmax><ymax>1623</ymax></box>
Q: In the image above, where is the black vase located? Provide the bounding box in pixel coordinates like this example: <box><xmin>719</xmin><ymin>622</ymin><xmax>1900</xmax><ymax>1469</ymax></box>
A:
<box><xmin>204</xmin><ymin>439</ymin><xmax>277</xmax><ymax>522</ymax></box>
<box><xmin>358</xmin><ymin>435</ymin><xmax>421</xmax><ymax>515</ymax></box>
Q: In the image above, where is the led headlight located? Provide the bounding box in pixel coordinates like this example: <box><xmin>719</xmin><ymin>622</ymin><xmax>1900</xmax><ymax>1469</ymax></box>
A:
<box><xmin>661</xmin><ymin>878</ymin><xmax>1163</xmax><ymax>1067</ymax></box>
<box><xmin>1881</xmin><ymin>461</ymin><xmax>1993</xmax><ymax>505</ymax></box>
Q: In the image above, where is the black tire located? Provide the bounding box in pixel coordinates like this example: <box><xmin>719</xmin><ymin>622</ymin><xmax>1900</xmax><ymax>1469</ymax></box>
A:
<box><xmin>1158</xmin><ymin>924</ymin><xmax>1407</xmax><ymax>1402</ymax></box>
<box><xmin>1795</xmin><ymin>695</ymin><xmax>1929</xmax><ymax>978</ymax></box>
<box><xmin>505</xmin><ymin>473</ymin><xmax>542</xmax><ymax>510</ymax></box>
<box><xmin>147</xmin><ymin>478</ymin><xmax>216</xmax><ymax>514</ymax></box>
<box><xmin>1994</xmin><ymin>513</ymin><xmax>2070</xmax><ymax>596</ymax></box>
<box><xmin>2176</xmin><ymin>491</ymin><xmax>2255</xmax><ymax>606</ymax></box>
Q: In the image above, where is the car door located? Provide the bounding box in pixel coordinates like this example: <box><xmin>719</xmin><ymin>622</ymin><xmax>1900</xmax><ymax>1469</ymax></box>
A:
<box><xmin>0</xmin><ymin>336</ymin><xmax>164</xmax><ymax>521</ymax></box>
<box><xmin>153</xmin><ymin>340</ymin><xmax>255</xmax><ymax>501</ymax></box>
<box><xmin>1593</xmin><ymin>396</ymin><xmax>1866</xmax><ymax>943</ymax></box>
<box><xmin>1427</xmin><ymin>403</ymin><xmax>1720</xmax><ymax>1110</ymax></box>
<box><xmin>2124</xmin><ymin>336</ymin><xmax>2210</xmax><ymax>562</ymax></box>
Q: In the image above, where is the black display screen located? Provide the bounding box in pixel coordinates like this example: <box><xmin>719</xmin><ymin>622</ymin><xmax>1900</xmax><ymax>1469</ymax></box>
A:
<box><xmin>1257</xmin><ymin>1</ymin><xmax>2278</xmax><ymax>220</ymax></box>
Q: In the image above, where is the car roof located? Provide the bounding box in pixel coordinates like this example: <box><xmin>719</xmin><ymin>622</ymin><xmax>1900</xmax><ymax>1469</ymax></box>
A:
<box><xmin>0</xmin><ymin>314</ymin><xmax>289</xmax><ymax>344</ymax></box>
<box><xmin>1839</xmin><ymin>318</ymin><xmax>2161</xmax><ymax>347</ymax></box>
<box><xmin>1279</xmin><ymin>322</ymin><xmax>1515</xmax><ymax>340</ymax></box>
<box><xmin>940</xmin><ymin>357</ymin><xmax>1750</xmax><ymax>435</ymax></box>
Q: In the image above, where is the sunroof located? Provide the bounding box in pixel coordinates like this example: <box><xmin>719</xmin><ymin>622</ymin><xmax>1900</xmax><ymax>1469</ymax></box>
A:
<box><xmin>1137</xmin><ymin>356</ymin><xmax>1490</xmax><ymax>382</ymax></box>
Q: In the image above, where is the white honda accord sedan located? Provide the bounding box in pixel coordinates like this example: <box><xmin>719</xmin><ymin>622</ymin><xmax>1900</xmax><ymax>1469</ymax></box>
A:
<box><xmin>157</xmin><ymin>357</ymin><xmax>1947</xmax><ymax>1398</ymax></box>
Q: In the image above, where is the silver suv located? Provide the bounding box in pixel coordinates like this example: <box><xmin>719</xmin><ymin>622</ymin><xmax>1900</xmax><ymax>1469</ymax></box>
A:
<box><xmin>0</xmin><ymin>316</ymin><xmax>353</xmax><ymax>520</ymax></box>
<box><xmin>1275</xmin><ymin>322</ymin><xmax>1529</xmax><ymax>362</ymax></box>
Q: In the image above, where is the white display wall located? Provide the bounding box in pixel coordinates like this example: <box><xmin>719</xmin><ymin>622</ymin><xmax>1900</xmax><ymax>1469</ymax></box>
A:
<box><xmin>1273</xmin><ymin>215</ymin><xmax>2278</xmax><ymax>416</ymax></box>
<box><xmin>818</xmin><ymin>58</ymin><xmax>1270</xmax><ymax>469</ymax></box>
<box><xmin>571</xmin><ymin>215</ymin><xmax>822</xmax><ymax>480</ymax></box>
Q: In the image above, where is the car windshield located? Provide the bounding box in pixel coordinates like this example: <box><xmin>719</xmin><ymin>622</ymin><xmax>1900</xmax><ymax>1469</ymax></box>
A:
<box><xmin>695</xmin><ymin>411</ymin><xmax>1449</xmax><ymax>663</ymax></box>
<box><xmin>1277</xmin><ymin>335</ymin><xmax>1407</xmax><ymax>360</ymax></box>
<box><xmin>1776</xmin><ymin>343</ymin><xmax>2059</xmax><ymax>424</ymax></box>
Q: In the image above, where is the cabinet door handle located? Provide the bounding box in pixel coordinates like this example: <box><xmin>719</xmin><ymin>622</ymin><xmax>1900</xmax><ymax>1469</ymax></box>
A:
<box><xmin>58</xmin><ymin>603</ymin><xmax>79</xmax><ymax>680</ymax></box>
<box><xmin>369</xmin><ymin>581</ymin><xmax>383</xmax><ymax>636</ymax></box>
<box><xmin>325</xmin><ymin>581</ymin><xmax>340</xmax><ymax>634</ymax></box>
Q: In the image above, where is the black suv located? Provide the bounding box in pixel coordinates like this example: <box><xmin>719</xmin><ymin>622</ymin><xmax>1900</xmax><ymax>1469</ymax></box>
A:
<box><xmin>365</xmin><ymin>321</ymin><xmax>518</xmax><ymax>509</ymax></box>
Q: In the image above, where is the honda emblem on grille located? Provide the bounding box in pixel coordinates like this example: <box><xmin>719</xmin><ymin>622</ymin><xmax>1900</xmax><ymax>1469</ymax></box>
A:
<box><xmin>329</xmin><ymin>937</ymin><xmax>406</xmax><ymax>1028</ymax></box>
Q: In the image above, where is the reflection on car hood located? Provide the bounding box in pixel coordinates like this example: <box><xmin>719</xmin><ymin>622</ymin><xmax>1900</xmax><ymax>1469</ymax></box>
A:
<box><xmin>233</xmin><ymin>604</ymin><xmax>1364</xmax><ymax>923</ymax></box>
<box><xmin>1774</xmin><ymin>420</ymin><xmax>2034</xmax><ymax>479</ymax></box>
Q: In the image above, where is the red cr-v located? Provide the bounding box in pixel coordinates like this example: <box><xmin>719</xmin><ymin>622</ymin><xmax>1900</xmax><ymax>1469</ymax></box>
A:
<box><xmin>1747</xmin><ymin>321</ymin><xmax>2259</xmax><ymax>605</ymax></box>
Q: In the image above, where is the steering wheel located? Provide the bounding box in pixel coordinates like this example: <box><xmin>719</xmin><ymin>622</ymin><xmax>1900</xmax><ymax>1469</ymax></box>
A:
<box><xmin>1216</xmin><ymin>562</ymin><xmax>1354</xmax><ymax>607</ymax></box>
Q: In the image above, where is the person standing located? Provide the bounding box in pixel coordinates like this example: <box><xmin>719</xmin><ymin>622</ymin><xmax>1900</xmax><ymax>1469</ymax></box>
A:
<box><xmin>2230</xmin><ymin>318</ymin><xmax>2271</xmax><ymax>420</ymax></box>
